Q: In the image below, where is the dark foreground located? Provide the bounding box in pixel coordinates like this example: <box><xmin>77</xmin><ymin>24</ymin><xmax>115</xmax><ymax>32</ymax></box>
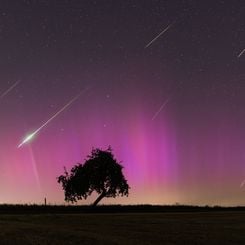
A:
<box><xmin>0</xmin><ymin>211</ymin><xmax>244</xmax><ymax>244</ymax></box>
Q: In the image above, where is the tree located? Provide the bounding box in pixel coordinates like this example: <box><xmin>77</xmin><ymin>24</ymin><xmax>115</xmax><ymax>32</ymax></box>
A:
<box><xmin>57</xmin><ymin>147</ymin><xmax>130</xmax><ymax>206</ymax></box>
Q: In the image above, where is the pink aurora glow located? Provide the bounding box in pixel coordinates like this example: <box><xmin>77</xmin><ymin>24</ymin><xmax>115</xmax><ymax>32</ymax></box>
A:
<box><xmin>1</xmin><ymin>80</ymin><xmax>244</xmax><ymax>206</ymax></box>
<box><xmin>0</xmin><ymin>0</ymin><xmax>245</xmax><ymax>205</ymax></box>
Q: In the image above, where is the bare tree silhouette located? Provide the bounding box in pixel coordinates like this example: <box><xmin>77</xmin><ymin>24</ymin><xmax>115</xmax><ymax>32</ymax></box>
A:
<box><xmin>58</xmin><ymin>147</ymin><xmax>130</xmax><ymax>206</ymax></box>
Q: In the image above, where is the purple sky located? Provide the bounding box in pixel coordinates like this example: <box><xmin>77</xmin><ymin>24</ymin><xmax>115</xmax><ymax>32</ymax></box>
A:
<box><xmin>0</xmin><ymin>0</ymin><xmax>245</xmax><ymax>205</ymax></box>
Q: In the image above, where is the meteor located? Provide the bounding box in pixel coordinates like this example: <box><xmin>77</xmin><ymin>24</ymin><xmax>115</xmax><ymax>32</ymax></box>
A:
<box><xmin>0</xmin><ymin>80</ymin><xmax>21</xmax><ymax>99</ymax></box>
<box><xmin>18</xmin><ymin>133</ymin><xmax>36</xmax><ymax>148</ymax></box>
<box><xmin>240</xmin><ymin>179</ymin><xmax>245</xmax><ymax>188</ymax></box>
<box><xmin>145</xmin><ymin>22</ymin><xmax>174</xmax><ymax>49</ymax></box>
<box><xmin>237</xmin><ymin>48</ymin><xmax>245</xmax><ymax>58</ymax></box>
<box><xmin>18</xmin><ymin>88</ymin><xmax>89</xmax><ymax>148</ymax></box>
<box><xmin>151</xmin><ymin>96</ymin><xmax>171</xmax><ymax>121</ymax></box>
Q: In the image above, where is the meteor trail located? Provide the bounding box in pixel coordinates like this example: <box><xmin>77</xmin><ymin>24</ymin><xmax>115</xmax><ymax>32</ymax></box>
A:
<box><xmin>18</xmin><ymin>87</ymin><xmax>89</xmax><ymax>148</ymax></box>
<box><xmin>237</xmin><ymin>48</ymin><xmax>245</xmax><ymax>58</ymax></box>
<box><xmin>0</xmin><ymin>80</ymin><xmax>21</xmax><ymax>99</ymax></box>
<box><xmin>144</xmin><ymin>22</ymin><xmax>174</xmax><ymax>49</ymax></box>
<box><xmin>240</xmin><ymin>179</ymin><xmax>245</xmax><ymax>188</ymax></box>
<box><xmin>151</xmin><ymin>96</ymin><xmax>171</xmax><ymax>121</ymax></box>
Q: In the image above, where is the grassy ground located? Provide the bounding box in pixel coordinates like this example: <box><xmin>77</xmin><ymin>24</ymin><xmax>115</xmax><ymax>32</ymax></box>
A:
<box><xmin>0</xmin><ymin>211</ymin><xmax>244</xmax><ymax>244</ymax></box>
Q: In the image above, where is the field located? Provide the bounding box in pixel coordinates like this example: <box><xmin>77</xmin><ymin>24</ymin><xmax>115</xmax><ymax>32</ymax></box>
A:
<box><xmin>0</xmin><ymin>207</ymin><xmax>244</xmax><ymax>244</ymax></box>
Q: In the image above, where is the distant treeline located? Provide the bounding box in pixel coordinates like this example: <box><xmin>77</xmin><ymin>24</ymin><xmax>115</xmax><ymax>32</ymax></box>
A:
<box><xmin>0</xmin><ymin>204</ymin><xmax>245</xmax><ymax>214</ymax></box>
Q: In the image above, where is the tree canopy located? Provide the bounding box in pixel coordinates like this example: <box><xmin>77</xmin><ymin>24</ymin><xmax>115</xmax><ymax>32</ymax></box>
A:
<box><xmin>57</xmin><ymin>147</ymin><xmax>130</xmax><ymax>206</ymax></box>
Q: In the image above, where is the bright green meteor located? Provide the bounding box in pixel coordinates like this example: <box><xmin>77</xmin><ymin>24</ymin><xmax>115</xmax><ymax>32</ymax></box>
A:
<box><xmin>18</xmin><ymin>133</ymin><xmax>36</xmax><ymax>148</ymax></box>
<box><xmin>18</xmin><ymin>87</ymin><xmax>90</xmax><ymax>148</ymax></box>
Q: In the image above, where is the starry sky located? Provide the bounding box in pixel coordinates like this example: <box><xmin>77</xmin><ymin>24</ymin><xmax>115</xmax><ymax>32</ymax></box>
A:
<box><xmin>0</xmin><ymin>0</ymin><xmax>245</xmax><ymax>205</ymax></box>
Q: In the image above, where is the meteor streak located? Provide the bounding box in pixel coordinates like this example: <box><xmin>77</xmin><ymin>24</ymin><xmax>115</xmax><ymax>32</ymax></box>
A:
<box><xmin>237</xmin><ymin>48</ymin><xmax>245</xmax><ymax>58</ymax></box>
<box><xmin>0</xmin><ymin>80</ymin><xmax>21</xmax><ymax>99</ymax></box>
<box><xmin>240</xmin><ymin>179</ymin><xmax>245</xmax><ymax>188</ymax></box>
<box><xmin>151</xmin><ymin>96</ymin><xmax>171</xmax><ymax>121</ymax></box>
<box><xmin>18</xmin><ymin>88</ymin><xmax>89</xmax><ymax>148</ymax></box>
<box><xmin>145</xmin><ymin>22</ymin><xmax>174</xmax><ymax>49</ymax></box>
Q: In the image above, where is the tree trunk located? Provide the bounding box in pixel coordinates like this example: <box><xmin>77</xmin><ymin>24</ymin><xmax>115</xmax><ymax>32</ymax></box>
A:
<box><xmin>92</xmin><ymin>191</ymin><xmax>106</xmax><ymax>206</ymax></box>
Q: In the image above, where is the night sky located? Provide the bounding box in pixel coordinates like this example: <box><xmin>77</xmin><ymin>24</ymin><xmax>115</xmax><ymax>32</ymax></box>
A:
<box><xmin>0</xmin><ymin>0</ymin><xmax>245</xmax><ymax>205</ymax></box>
